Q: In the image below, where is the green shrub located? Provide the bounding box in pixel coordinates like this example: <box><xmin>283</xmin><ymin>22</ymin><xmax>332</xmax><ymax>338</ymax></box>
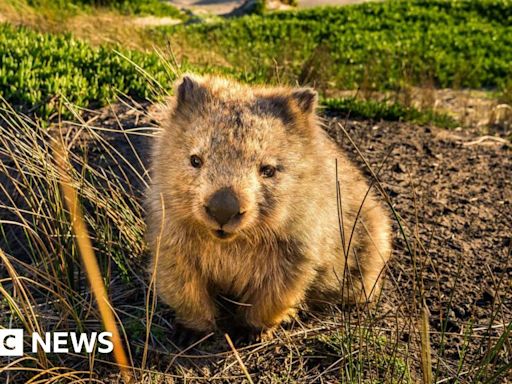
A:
<box><xmin>1</xmin><ymin>4</ymin><xmax>474</xmax><ymax>128</ymax></box>
<box><xmin>157</xmin><ymin>0</ymin><xmax>512</xmax><ymax>91</ymax></box>
<box><xmin>252</xmin><ymin>0</ymin><xmax>267</xmax><ymax>15</ymax></box>
<box><xmin>27</xmin><ymin>0</ymin><xmax>184</xmax><ymax>17</ymax></box>
<box><xmin>322</xmin><ymin>97</ymin><xmax>458</xmax><ymax>128</ymax></box>
<box><xmin>0</xmin><ymin>24</ymin><xmax>172</xmax><ymax>118</ymax></box>
<box><xmin>92</xmin><ymin>0</ymin><xmax>184</xmax><ymax>17</ymax></box>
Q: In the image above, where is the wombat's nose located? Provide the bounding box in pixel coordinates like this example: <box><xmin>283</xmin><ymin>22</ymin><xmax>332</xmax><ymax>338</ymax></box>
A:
<box><xmin>205</xmin><ymin>187</ymin><xmax>241</xmax><ymax>227</ymax></box>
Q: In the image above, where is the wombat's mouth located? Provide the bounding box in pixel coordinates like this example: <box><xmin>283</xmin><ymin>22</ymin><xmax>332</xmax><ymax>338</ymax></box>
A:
<box><xmin>213</xmin><ymin>229</ymin><xmax>235</xmax><ymax>240</ymax></box>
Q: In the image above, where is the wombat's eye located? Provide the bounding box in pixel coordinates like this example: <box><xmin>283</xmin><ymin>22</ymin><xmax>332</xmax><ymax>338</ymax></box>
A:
<box><xmin>190</xmin><ymin>155</ymin><xmax>203</xmax><ymax>169</ymax></box>
<box><xmin>260</xmin><ymin>165</ymin><xmax>276</xmax><ymax>178</ymax></box>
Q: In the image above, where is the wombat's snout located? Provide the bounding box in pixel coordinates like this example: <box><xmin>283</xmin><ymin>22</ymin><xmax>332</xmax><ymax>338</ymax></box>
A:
<box><xmin>205</xmin><ymin>187</ymin><xmax>244</xmax><ymax>227</ymax></box>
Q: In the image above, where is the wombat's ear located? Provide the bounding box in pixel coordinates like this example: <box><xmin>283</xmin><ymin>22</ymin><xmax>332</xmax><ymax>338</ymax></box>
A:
<box><xmin>175</xmin><ymin>75</ymin><xmax>208</xmax><ymax>109</ymax></box>
<box><xmin>290</xmin><ymin>88</ymin><xmax>317</xmax><ymax>115</ymax></box>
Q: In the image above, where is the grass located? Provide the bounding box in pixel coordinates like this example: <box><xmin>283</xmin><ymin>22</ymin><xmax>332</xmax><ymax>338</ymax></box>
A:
<box><xmin>0</xmin><ymin>23</ymin><xmax>462</xmax><ymax>128</ymax></box>
<box><xmin>2</xmin><ymin>0</ymin><xmax>511</xmax><ymax>128</ymax></box>
<box><xmin>0</xmin><ymin>100</ymin><xmax>148</xmax><ymax>381</ymax></box>
<box><xmin>27</xmin><ymin>0</ymin><xmax>185</xmax><ymax>17</ymax></box>
<box><xmin>316</xmin><ymin>326</ymin><xmax>412</xmax><ymax>383</ymax></box>
<box><xmin>52</xmin><ymin>135</ymin><xmax>132</xmax><ymax>382</ymax></box>
<box><xmin>0</xmin><ymin>23</ymin><xmax>173</xmax><ymax>119</ymax></box>
<box><xmin>155</xmin><ymin>0</ymin><xmax>512</xmax><ymax>91</ymax></box>
<box><xmin>322</xmin><ymin>97</ymin><xmax>458</xmax><ymax>129</ymax></box>
<box><xmin>0</xmin><ymin>0</ymin><xmax>184</xmax><ymax>52</ymax></box>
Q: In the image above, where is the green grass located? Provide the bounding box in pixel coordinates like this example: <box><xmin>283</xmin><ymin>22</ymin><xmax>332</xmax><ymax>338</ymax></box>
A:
<box><xmin>322</xmin><ymin>98</ymin><xmax>459</xmax><ymax>128</ymax></box>
<box><xmin>3</xmin><ymin>0</ymin><xmax>512</xmax><ymax>127</ymax></box>
<box><xmin>0</xmin><ymin>23</ymin><xmax>173</xmax><ymax>119</ymax></box>
<box><xmin>2</xmin><ymin>0</ymin><xmax>510</xmax><ymax>128</ymax></box>
<box><xmin>27</xmin><ymin>0</ymin><xmax>184</xmax><ymax>17</ymax></box>
<box><xmin>0</xmin><ymin>23</ymin><xmax>461</xmax><ymax>127</ymax></box>
<box><xmin>317</xmin><ymin>330</ymin><xmax>413</xmax><ymax>383</ymax></box>
<box><xmin>116</xmin><ymin>0</ymin><xmax>184</xmax><ymax>18</ymax></box>
<box><xmin>155</xmin><ymin>0</ymin><xmax>512</xmax><ymax>90</ymax></box>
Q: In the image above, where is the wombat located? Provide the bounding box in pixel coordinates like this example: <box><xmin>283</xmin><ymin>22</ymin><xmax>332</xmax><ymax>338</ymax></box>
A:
<box><xmin>146</xmin><ymin>74</ymin><xmax>392</xmax><ymax>334</ymax></box>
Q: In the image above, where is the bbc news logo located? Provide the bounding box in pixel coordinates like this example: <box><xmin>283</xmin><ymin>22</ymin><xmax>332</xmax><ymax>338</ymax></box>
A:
<box><xmin>0</xmin><ymin>329</ymin><xmax>113</xmax><ymax>357</ymax></box>
<box><xmin>0</xmin><ymin>330</ymin><xmax>23</xmax><ymax>356</ymax></box>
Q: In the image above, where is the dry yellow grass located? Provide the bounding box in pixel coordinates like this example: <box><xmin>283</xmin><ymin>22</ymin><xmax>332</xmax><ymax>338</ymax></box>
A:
<box><xmin>0</xmin><ymin>1</ymin><xmax>157</xmax><ymax>50</ymax></box>
<box><xmin>52</xmin><ymin>134</ymin><xmax>133</xmax><ymax>383</ymax></box>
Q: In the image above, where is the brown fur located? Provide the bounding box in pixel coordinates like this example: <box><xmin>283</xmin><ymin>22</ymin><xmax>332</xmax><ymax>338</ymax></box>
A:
<box><xmin>146</xmin><ymin>74</ymin><xmax>392</xmax><ymax>333</ymax></box>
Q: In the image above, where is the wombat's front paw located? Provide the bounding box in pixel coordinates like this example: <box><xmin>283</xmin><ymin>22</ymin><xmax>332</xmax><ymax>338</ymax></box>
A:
<box><xmin>245</xmin><ymin>305</ymin><xmax>299</xmax><ymax>335</ymax></box>
<box><xmin>280</xmin><ymin>307</ymin><xmax>299</xmax><ymax>324</ymax></box>
<box><xmin>224</xmin><ymin>324</ymin><xmax>275</xmax><ymax>345</ymax></box>
<box><xmin>250</xmin><ymin>309</ymin><xmax>298</xmax><ymax>342</ymax></box>
<box><xmin>173</xmin><ymin>322</ymin><xmax>214</xmax><ymax>348</ymax></box>
<box><xmin>254</xmin><ymin>327</ymin><xmax>276</xmax><ymax>342</ymax></box>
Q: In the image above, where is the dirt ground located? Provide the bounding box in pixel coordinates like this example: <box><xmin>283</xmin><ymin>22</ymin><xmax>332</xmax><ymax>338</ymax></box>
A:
<box><xmin>324</xmin><ymin>113</ymin><xmax>512</xmax><ymax>378</ymax></box>
<box><xmin>1</xmin><ymin>100</ymin><xmax>510</xmax><ymax>382</ymax></box>
<box><xmin>67</xmin><ymin>102</ymin><xmax>511</xmax><ymax>382</ymax></box>
<box><xmin>167</xmin><ymin>0</ymin><xmax>379</xmax><ymax>15</ymax></box>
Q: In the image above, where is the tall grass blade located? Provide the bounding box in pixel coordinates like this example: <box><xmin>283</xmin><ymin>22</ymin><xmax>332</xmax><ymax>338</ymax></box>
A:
<box><xmin>51</xmin><ymin>135</ymin><xmax>133</xmax><ymax>383</ymax></box>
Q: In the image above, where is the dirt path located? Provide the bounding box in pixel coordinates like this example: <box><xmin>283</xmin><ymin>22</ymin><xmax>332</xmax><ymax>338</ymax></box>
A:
<box><xmin>167</xmin><ymin>0</ymin><xmax>379</xmax><ymax>15</ymax></box>
<box><xmin>299</xmin><ymin>0</ymin><xmax>379</xmax><ymax>7</ymax></box>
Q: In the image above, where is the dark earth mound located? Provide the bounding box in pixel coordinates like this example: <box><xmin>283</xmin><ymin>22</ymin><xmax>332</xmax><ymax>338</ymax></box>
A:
<box><xmin>324</xmin><ymin>115</ymin><xmax>511</xmax><ymax>382</ymax></box>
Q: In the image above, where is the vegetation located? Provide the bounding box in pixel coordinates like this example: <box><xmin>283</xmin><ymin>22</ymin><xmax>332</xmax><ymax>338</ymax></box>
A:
<box><xmin>322</xmin><ymin>97</ymin><xmax>458</xmax><ymax>128</ymax></box>
<box><xmin>2</xmin><ymin>0</ymin><xmax>511</xmax><ymax>126</ymax></box>
<box><xmin>0</xmin><ymin>22</ymin><xmax>459</xmax><ymax>127</ymax></box>
<box><xmin>0</xmin><ymin>24</ymin><xmax>172</xmax><ymax>119</ymax></box>
<box><xmin>27</xmin><ymin>0</ymin><xmax>184</xmax><ymax>17</ymax></box>
<box><xmin>317</xmin><ymin>330</ymin><xmax>412</xmax><ymax>383</ymax></box>
<box><xmin>157</xmin><ymin>0</ymin><xmax>512</xmax><ymax>90</ymax></box>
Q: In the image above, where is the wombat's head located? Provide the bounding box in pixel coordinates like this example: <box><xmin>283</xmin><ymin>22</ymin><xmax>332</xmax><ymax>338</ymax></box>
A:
<box><xmin>158</xmin><ymin>74</ymin><xmax>319</xmax><ymax>241</ymax></box>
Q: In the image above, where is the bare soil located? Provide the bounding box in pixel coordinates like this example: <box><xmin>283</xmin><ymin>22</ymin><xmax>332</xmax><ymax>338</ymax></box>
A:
<box><xmin>324</xmin><ymin>114</ymin><xmax>512</xmax><ymax>380</ymax></box>
<box><xmin>167</xmin><ymin>0</ymin><xmax>379</xmax><ymax>15</ymax></box>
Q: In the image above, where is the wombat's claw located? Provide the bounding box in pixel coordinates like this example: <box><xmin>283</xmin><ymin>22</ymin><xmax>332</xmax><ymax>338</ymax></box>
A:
<box><xmin>280</xmin><ymin>308</ymin><xmax>299</xmax><ymax>324</ymax></box>
<box><xmin>254</xmin><ymin>327</ymin><xmax>276</xmax><ymax>342</ymax></box>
